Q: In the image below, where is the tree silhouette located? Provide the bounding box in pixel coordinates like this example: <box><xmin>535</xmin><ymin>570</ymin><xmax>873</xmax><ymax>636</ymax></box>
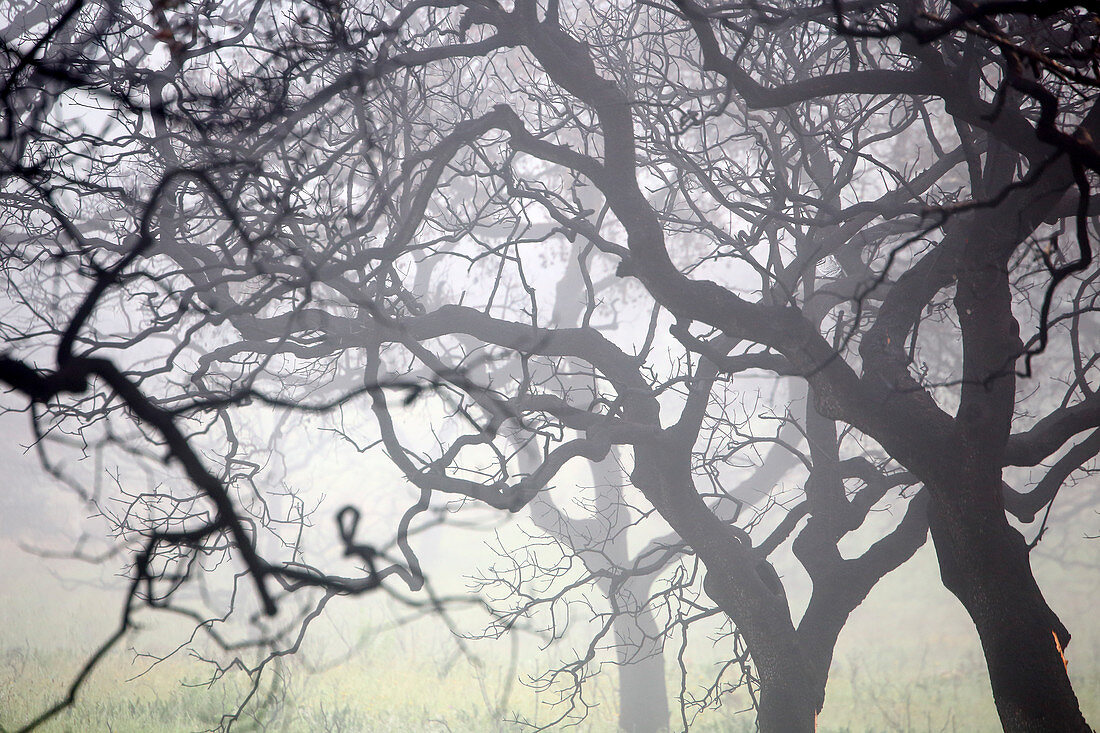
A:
<box><xmin>2</xmin><ymin>1</ymin><xmax>1098</xmax><ymax>731</ymax></box>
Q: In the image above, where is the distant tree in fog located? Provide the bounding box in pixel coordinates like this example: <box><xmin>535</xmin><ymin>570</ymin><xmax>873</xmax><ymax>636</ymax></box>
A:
<box><xmin>1</xmin><ymin>2</ymin><xmax>1099</xmax><ymax>732</ymax></box>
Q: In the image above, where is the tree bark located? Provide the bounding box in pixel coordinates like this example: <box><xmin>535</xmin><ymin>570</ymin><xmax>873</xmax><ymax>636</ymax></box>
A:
<box><xmin>755</xmin><ymin>685</ymin><xmax>818</xmax><ymax>733</ymax></box>
<box><xmin>928</xmin><ymin>479</ymin><xmax>1091</xmax><ymax>732</ymax></box>
<box><xmin>701</xmin><ymin>571</ymin><xmax>823</xmax><ymax>733</ymax></box>
<box><xmin>928</xmin><ymin>196</ymin><xmax>1094</xmax><ymax>733</ymax></box>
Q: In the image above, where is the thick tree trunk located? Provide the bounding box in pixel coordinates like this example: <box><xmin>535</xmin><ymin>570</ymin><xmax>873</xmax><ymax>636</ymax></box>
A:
<box><xmin>928</xmin><ymin>484</ymin><xmax>1091</xmax><ymax>732</ymax></box>
<box><xmin>699</xmin><ymin>571</ymin><xmax>823</xmax><ymax>733</ymax></box>
<box><xmin>754</xmin><ymin>681</ymin><xmax>819</xmax><ymax>733</ymax></box>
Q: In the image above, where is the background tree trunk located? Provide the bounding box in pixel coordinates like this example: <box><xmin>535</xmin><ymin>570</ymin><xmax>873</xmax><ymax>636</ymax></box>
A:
<box><xmin>611</xmin><ymin>593</ymin><xmax>669</xmax><ymax>733</ymax></box>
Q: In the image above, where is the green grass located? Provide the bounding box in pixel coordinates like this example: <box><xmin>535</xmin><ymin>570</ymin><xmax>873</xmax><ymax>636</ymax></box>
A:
<box><xmin>2</xmin><ymin>523</ymin><xmax>1098</xmax><ymax>732</ymax></box>
<box><xmin>4</xmin><ymin>609</ymin><xmax>1096</xmax><ymax>733</ymax></box>
<box><xmin>1</xmin><ymin>627</ymin><xmax>1097</xmax><ymax>732</ymax></box>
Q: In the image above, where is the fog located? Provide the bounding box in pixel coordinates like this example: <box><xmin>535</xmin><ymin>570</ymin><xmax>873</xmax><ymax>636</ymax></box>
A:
<box><xmin>1</xmin><ymin>1</ymin><xmax>1099</xmax><ymax>732</ymax></box>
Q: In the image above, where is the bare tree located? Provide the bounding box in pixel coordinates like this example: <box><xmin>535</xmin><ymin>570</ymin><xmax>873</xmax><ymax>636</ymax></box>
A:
<box><xmin>0</xmin><ymin>2</ymin><xmax>461</xmax><ymax>729</ymax></box>
<box><xmin>3</xmin><ymin>1</ymin><xmax>1100</xmax><ymax>732</ymax></box>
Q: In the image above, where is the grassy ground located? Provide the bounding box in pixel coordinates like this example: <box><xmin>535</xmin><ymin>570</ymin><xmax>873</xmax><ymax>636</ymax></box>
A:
<box><xmin>2</xmin><ymin>523</ymin><xmax>1097</xmax><ymax>732</ymax></box>
<box><xmin>0</xmin><ymin>629</ymin><xmax>1096</xmax><ymax>732</ymax></box>
<box><xmin>0</xmin><ymin>634</ymin><xmax>1016</xmax><ymax>733</ymax></box>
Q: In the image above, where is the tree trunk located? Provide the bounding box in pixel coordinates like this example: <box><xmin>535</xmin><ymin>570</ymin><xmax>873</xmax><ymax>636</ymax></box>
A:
<box><xmin>699</xmin><ymin>572</ymin><xmax>822</xmax><ymax>733</ymax></box>
<box><xmin>603</xmin><ymin>572</ymin><xmax>670</xmax><ymax>733</ymax></box>
<box><xmin>928</xmin><ymin>483</ymin><xmax>1091</xmax><ymax>732</ymax></box>
<box><xmin>754</xmin><ymin>671</ymin><xmax>819</xmax><ymax>733</ymax></box>
<box><xmin>615</xmin><ymin>640</ymin><xmax>669</xmax><ymax>733</ymax></box>
<box><xmin>633</xmin><ymin>437</ymin><xmax>823</xmax><ymax>733</ymax></box>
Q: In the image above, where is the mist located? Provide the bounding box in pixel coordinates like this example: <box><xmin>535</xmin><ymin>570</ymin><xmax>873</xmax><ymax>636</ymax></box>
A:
<box><xmin>1</xmin><ymin>1</ymin><xmax>1099</xmax><ymax>732</ymax></box>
